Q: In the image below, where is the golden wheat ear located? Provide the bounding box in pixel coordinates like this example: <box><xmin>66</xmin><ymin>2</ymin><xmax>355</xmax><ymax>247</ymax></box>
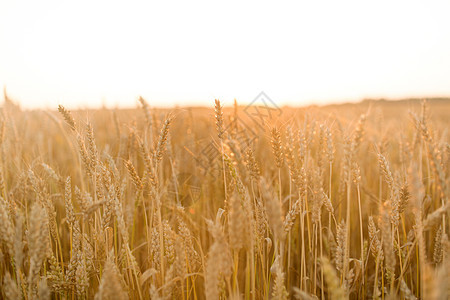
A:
<box><xmin>58</xmin><ymin>104</ymin><xmax>76</xmax><ymax>131</ymax></box>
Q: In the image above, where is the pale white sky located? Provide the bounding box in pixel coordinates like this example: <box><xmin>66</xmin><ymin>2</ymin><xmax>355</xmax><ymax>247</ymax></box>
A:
<box><xmin>1</xmin><ymin>0</ymin><xmax>449</xmax><ymax>109</ymax></box>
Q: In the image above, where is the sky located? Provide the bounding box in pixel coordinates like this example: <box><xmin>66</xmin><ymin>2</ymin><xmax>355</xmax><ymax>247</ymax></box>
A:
<box><xmin>0</xmin><ymin>0</ymin><xmax>450</xmax><ymax>109</ymax></box>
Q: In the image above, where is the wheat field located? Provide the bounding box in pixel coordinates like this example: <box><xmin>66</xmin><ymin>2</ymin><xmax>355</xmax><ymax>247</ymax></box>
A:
<box><xmin>0</xmin><ymin>97</ymin><xmax>448</xmax><ymax>299</ymax></box>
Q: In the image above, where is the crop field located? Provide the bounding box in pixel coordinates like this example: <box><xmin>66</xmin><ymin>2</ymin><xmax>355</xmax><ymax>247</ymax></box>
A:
<box><xmin>0</xmin><ymin>97</ymin><xmax>448</xmax><ymax>299</ymax></box>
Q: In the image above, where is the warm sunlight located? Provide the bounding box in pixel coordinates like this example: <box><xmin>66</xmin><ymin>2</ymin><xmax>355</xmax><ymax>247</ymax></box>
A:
<box><xmin>1</xmin><ymin>0</ymin><xmax>449</xmax><ymax>108</ymax></box>
<box><xmin>0</xmin><ymin>2</ymin><xmax>449</xmax><ymax>299</ymax></box>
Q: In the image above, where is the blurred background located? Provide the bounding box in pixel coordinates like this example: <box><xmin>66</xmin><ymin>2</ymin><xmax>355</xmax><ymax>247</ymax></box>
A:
<box><xmin>0</xmin><ymin>0</ymin><xmax>449</xmax><ymax>109</ymax></box>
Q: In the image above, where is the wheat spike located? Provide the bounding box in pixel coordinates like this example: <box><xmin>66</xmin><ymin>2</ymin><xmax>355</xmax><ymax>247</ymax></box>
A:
<box><xmin>58</xmin><ymin>105</ymin><xmax>76</xmax><ymax>131</ymax></box>
<box><xmin>0</xmin><ymin>197</ymin><xmax>14</xmax><ymax>257</ymax></box>
<box><xmin>214</xmin><ymin>99</ymin><xmax>224</xmax><ymax>139</ymax></box>
<box><xmin>321</xmin><ymin>257</ymin><xmax>346</xmax><ymax>300</ymax></box>
<box><xmin>95</xmin><ymin>252</ymin><xmax>127</xmax><ymax>300</ymax></box>
<box><xmin>271</xmin><ymin>127</ymin><xmax>284</xmax><ymax>168</ymax></box>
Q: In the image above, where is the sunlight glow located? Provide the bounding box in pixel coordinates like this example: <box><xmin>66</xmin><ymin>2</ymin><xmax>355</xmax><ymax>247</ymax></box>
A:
<box><xmin>1</xmin><ymin>0</ymin><xmax>449</xmax><ymax>109</ymax></box>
